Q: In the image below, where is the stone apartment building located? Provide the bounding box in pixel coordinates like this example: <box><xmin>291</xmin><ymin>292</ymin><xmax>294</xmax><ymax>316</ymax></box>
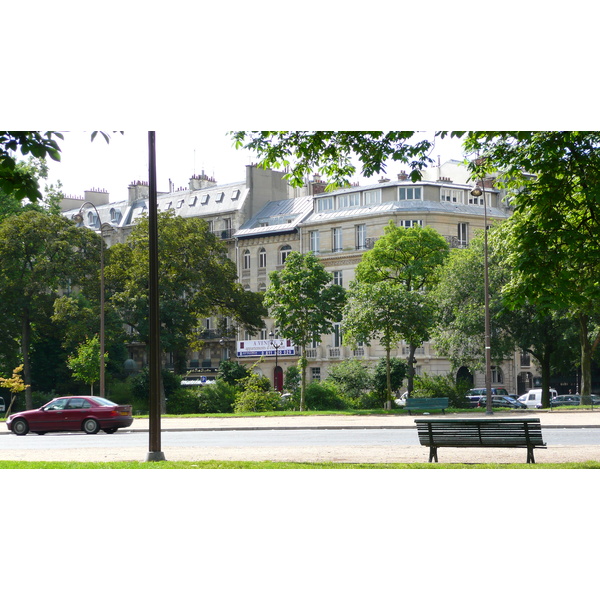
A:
<box><xmin>62</xmin><ymin>160</ymin><xmax>539</xmax><ymax>396</ymax></box>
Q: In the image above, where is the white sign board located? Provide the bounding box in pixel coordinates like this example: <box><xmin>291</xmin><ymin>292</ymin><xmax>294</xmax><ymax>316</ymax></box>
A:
<box><xmin>237</xmin><ymin>339</ymin><xmax>296</xmax><ymax>357</ymax></box>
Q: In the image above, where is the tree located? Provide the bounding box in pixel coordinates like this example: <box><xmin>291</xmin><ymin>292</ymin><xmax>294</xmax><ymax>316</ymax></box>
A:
<box><xmin>263</xmin><ymin>251</ymin><xmax>346</xmax><ymax>411</ymax></box>
<box><xmin>373</xmin><ymin>357</ymin><xmax>407</xmax><ymax>404</ymax></box>
<box><xmin>230</xmin><ymin>131</ymin><xmax>461</xmax><ymax>189</ymax></box>
<box><xmin>106</xmin><ymin>211</ymin><xmax>266</xmax><ymax>375</ymax></box>
<box><xmin>342</xmin><ymin>280</ymin><xmax>432</xmax><ymax>407</ymax></box>
<box><xmin>326</xmin><ymin>359</ymin><xmax>374</xmax><ymax>403</ymax></box>
<box><xmin>354</xmin><ymin>222</ymin><xmax>449</xmax><ymax>396</ymax></box>
<box><xmin>464</xmin><ymin>132</ymin><xmax>600</xmax><ymax>403</ymax></box>
<box><xmin>0</xmin><ymin>211</ymin><xmax>102</xmax><ymax>408</ymax></box>
<box><xmin>67</xmin><ymin>335</ymin><xmax>107</xmax><ymax>394</ymax></box>
<box><xmin>0</xmin><ymin>364</ymin><xmax>29</xmax><ymax>418</ymax></box>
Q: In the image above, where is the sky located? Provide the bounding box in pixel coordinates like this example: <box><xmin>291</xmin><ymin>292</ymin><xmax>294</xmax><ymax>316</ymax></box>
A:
<box><xmin>42</xmin><ymin>131</ymin><xmax>469</xmax><ymax>202</ymax></box>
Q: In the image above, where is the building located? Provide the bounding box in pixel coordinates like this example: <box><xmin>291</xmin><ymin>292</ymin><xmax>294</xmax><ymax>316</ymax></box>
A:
<box><xmin>62</xmin><ymin>160</ymin><xmax>539</xmax><ymax>395</ymax></box>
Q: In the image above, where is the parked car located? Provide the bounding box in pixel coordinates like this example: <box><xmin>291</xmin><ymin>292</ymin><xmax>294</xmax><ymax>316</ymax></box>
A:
<box><xmin>467</xmin><ymin>387</ymin><xmax>510</xmax><ymax>398</ymax></box>
<box><xmin>477</xmin><ymin>395</ymin><xmax>527</xmax><ymax>409</ymax></box>
<box><xmin>517</xmin><ymin>388</ymin><xmax>558</xmax><ymax>409</ymax></box>
<box><xmin>6</xmin><ymin>396</ymin><xmax>133</xmax><ymax>436</ymax></box>
<box><xmin>542</xmin><ymin>394</ymin><xmax>600</xmax><ymax>408</ymax></box>
<box><xmin>0</xmin><ymin>396</ymin><xmax>5</xmax><ymax>413</ymax></box>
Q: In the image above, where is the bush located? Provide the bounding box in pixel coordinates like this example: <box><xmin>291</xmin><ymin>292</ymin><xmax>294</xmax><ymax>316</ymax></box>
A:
<box><xmin>304</xmin><ymin>381</ymin><xmax>346</xmax><ymax>410</ymax></box>
<box><xmin>412</xmin><ymin>372</ymin><xmax>471</xmax><ymax>408</ymax></box>
<box><xmin>234</xmin><ymin>371</ymin><xmax>280</xmax><ymax>412</ymax></box>
<box><xmin>217</xmin><ymin>360</ymin><xmax>249</xmax><ymax>386</ymax></box>
<box><xmin>196</xmin><ymin>381</ymin><xmax>237</xmax><ymax>414</ymax></box>
<box><xmin>326</xmin><ymin>359</ymin><xmax>374</xmax><ymax>400</ymax></box>
<box><xmin>166</xmin><ymin>387</ymin><xmax>199</xmax><ymax>414</ymax></box>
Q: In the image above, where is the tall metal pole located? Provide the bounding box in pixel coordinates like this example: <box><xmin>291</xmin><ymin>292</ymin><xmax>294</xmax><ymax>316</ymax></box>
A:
<box><xmin>146</xmin><ymin>131</ymin><xmax>166</xmax><ymax>461</ymax></box>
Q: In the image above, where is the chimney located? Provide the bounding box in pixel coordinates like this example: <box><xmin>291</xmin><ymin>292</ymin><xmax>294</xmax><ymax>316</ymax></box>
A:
<box><xmin>397</xmin><ymin>171</ymin><xmax>409</xmax><ymax>181</ymax></box>
<box><xmin>378</xmin><ymin>177</ymin><xmax>390</xmax><ymax>183</ymax></box>
<box><xmin>84</xmin><ymin>188</ymin><xmax>109</xmax><ymax>206</ymax></box>
<box><xmin>189</xmin><ymin>171</ymin><xmax>217</xmax><ymax>190</ymax></box>
<box><xmin>310</xmin><ymin>173</ymin><xmax>327</xmax><ymax>195</ymax></box>
<box><xmin>128</xmin><ymin>181</ymin><xmax>149</xmax><ymax>202</ymax></box>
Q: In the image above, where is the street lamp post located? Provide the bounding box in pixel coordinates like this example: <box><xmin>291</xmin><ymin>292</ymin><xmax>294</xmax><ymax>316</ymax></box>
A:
<box><xmin>72</xmin><ymin>202</ymin><xmax>105</xmax><ymax>398</ymax></box>
<box><xmin>470</xmin><ymin>183</ymin><xmax>493</xmax><ymax>415</ymax></box>
<box><xmin>269</xmin><ymin>330</ymin><xmax>283</xmax><ymax>391</ymax></box>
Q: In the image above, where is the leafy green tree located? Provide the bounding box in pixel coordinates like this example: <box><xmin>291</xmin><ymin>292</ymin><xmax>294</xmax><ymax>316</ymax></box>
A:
<box><xmin>234</xmin><ymin>370</ymin><xmax>279</xmax><ymax>413</ymax></box>
<box><xmin>464</xmin><ymin>132</ymin><xmax>600</xmax><ymax>403</ymax></box>
<box><xmin>354</xmin><ymin>222</ymin><xmax>449</xmax><ymax>396</ymax></box>
<box><xmin>230</xmin><ymin>131</ymin><xmax>462</xmax><ymax>189</ymax></box>
<box><xmin>343</xmin><ymin>279</ymin><xmax>432</xmax><ymax>406</ymax></box>
<box><xmin>326</xmin><ymin>359</ymin><xmax>374</xmax><ymax>403</ymax></box>
<box><xmin>0</xmin><ymin>365</ymin><xmax>29</xmax><ymax>418</ymax></box>
<box><xmin>264</xmin><ymin>251</ymin><xmax>346</xmax><ymax>411</ymax></box>
<box><xmin>67</xmin><ymin>335</ymin><xmax>107</xmax><ymax>395</ymax></box>
<box><xmin>217</xmin><ymin>360</ymin><xmax>249</xmax><ymax>386</ymax></box>
<box><xmin>373</xmin><ymin>357</ymin><xmax>407</xmax><ymax>405</ymax></box>
<box><xmin>412</xmin><ymin>372</ymin><xmax>472</xmax><ymax>409</ymax></box>
<box><xmin>106</xmin><ymin>211</ymin><xmax>266</xmax><ymax>375</ymax></box>
<box><xmin>0</xmin><ymin>211</ymin><xmax>101</xmax><ymax>408</ymax></box>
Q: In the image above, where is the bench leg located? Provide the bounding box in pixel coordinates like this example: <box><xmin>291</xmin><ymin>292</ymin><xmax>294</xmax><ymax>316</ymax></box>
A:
<box><xmin>429</xmin><ymin>447</ymin><xmax>438</xmax><ymax>463</ymax></box>
<box><xmin>527</xmin><ymin>447</ymin><xmax>535</xmax><ymax>464</ymax></box>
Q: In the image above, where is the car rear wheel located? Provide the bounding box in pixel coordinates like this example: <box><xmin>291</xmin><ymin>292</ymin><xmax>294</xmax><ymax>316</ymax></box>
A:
<box><xmin>83</xmin><ymin>419</ymin><xmax>100</xmax><ymax>434</ymax></box>
<box><xmin>12</xmin><ymin>419</ymin><xmax>29</xmax><ymax>436</ymax></box>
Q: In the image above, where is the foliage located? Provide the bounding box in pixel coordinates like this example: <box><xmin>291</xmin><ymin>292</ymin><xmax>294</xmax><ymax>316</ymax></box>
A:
<box><xmin>106</xmin><ymin>211</ymin><xmax>266</xmax><ymax>373</ymax></box>
<box><xmin>67</xmin><ymin>335</ymin><xmax>107</xmax><ymax>395</ymax></box>
<box><xmin>230</xmin><ymin>131</ymin><xmax>460</xmax><ymax>190</ymax></box>
<box><xmin>234</xmin><ymin>371</ymin><xmax>280</xmax><ymax>412</ymax></box>
<box><xmin>216</xmin><ymin>360</ymin><xmax>249</xmax><ymax>386</ymax></box>
<box><xmin>166</xmin><ymin>387</ymin><xmax>199</xmax><ymax>415</ymax></box>
<box><xmin>196</xmin><ymin>380</ymin><xmax>237</xmax><ymax>413</ymax></box>
<box><xmin>264</xmin><ymin>251</ymin><xmax>346</xmax><ymax>410</ymax></box>
<box><xmin>283</xmin><ymin>365</ymin><xmax>300</xmax><ymax>393</ymax></box>
<box><xmin>304</xmin><ymin>381</ymin><xmax>346</xmax><ymax>410</ymax></box>
<box><xmin>129</xmin><ymin>368</ymin><xmax>181</xmax><ymax>413</ymax></box>
<box><xmin>463</xmin><ymin>131</ymin><xmax>600</xmax><ymax>403</ymax></box>
<box><xmin>412</xmin><ymin>372</ymin><xmax>472</xmax><ymax>408</ymax></box>
<box><xmin>326</xmin><ymin>359</ymin><xmax>374</xmax><ymax>401</ymax></box>
<box><xmin>373</xmin><ymin>357</ymin><xmax>407</xmax><ymax>403</ymax></box>
<box><xmin>0</xmin><ymin>364</ymin><xmax>29</xmax><ymax>417</ymax></box>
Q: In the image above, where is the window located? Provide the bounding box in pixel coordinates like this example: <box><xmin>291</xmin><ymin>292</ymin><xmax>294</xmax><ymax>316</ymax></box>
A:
<box><xmin>440</xmin><ymin>187</ymin><xmax>464</xmax><ymax>203</ymax></box>
<box><xmin>201</xmin><ymin>194</ymin><xmax>209</xmax><ymax>204</ymax></box>
<box><xmin>216</xmin><ymin>192</ymin><xmax>224</xmax><ymax>203</ymax></box>
<box><xmin>258</xmin><ymin>248</ymin><xmax>267</xmax><ymax>268</ymax></box>
<box><xmin>258</xmin><ymin>282</ymin><xmax>266</xmax><ymax>293</ymax></box>
<box><xmin>87</xmin><ymin>212</ymin><xmax>99</xmax><ymax>228</ymax></box>
<box><xmin>520</xmin><ymin>352</ymin><xmax>531</xmax><ymax>367</ymax></box>
<box><xmin>355</xmin><ymin>224</ymin><xmax>366</xmax><ymax>249</ymax></box>
<box><xmin>189</xmin><ymin>196</ymin><xmax>198</xmax><ymax>206</ymax></box>
<box><xmin>243</xmin><ymin>250</ymin><xmax>251</xmax><ymax>270</ymax></box>
<box><xmin>338</xmin><ymin>192</ymin><xmax>360</xmax><ymax>208</ymax></box>
<box><xmin>333</xmin><ymin>271</ymin><xmax>343</xmax><ymax>287</ymax></box>
<box><xmin>231</xmin><ymin>189</ymin><xmax>240</xmax><ymax>200</ymax></box>
<box><xmin>398</xmin><ymin>187</ymin><xmax>422</xmax><ymax>200</ymax></box>
<box><xmin>364</xmin><ymin>189</ymin><xmax>381</xmax><ymax>205</ymax></box>
<box><xmin>280</xmin><ymin>244</ymin><xmax>292</xmax><ymax>264</ymax></box>
<box><xmin>332</xmin><ymin>323</ymin><xmax>342</xmax><ymax>347</ymax></box>
<box><xmin>457</xmin><ymin>222</ymin><xmax>468</xmax><ymax>246</ymax></box>
<box><xmin>491</xmin><ymin>366</ymin><xmax>504</xmax><ymax>384</ymax></box>
<box><xmin>399</xmin><ymin>220</ymin><xmax>423</xmax><ymax>228</ymax></box>
<box><xmin>332</xmin><ymin>227</ymin><xmax>343</xmax><ymax>252</ymax></box>
<box><xmin>177</xmin><ymin>199</ymin><xmax>184</xmax><ymax>208</ymax></box>
<box><xmin>317</xmin><ymin>196</ymin><xmax>334</xmax><ymax>212</ymax></box>
<box><xmin>309</xmin><ymin>230</ymin><xmax>320</xmax><ymax>253</ymax></box>
<box><xmin>311</xmin><ymin>367</ymin><xmax>321</xmax><ymax>382</ymax></box>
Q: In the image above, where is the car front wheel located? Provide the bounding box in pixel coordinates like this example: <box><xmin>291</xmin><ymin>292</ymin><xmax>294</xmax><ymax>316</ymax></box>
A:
<box><xmin>12</xmin><ymin>419</ymin><xmax>30</xmax><ymax>436</ymax></box>
<box><xmin>83</xmin><ymin>419</ymin><xmax>100</xmax><ymax>434</ymax></box>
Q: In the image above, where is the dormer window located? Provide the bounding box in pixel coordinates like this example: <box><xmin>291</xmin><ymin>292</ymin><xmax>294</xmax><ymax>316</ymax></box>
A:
<box><xmin>216</xmin><ymin>192</ymin><xmax>224</xmax><ymax>203</ymax></box>
<box><xmin>189</xmin><ymin>196</ymin><xmax>197</xmax><ymax>206</ymax></box>
<box><xmin>201</xmin><ymin>194</ymin><xmax>209</xmax><ymax>204</ymax></box>
<box><xmin>231</xmin><ymin>189</ymin><xmax>240</xmax><ymax>200</ymax></box>
<box><xmin>177</xmin><ymin>199</ymin><xmax>184</xmax><ymax>208</ymax></box>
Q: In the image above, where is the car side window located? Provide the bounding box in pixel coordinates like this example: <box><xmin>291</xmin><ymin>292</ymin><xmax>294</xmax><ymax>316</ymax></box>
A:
<box><xmin>46</xmin><ymin>398</ymin><xmax>69</xmax><ymax>410</ymax></box>
<box><xmin>66</xmin><ymin>398</ymin><xmax>85</xmax><ymax>409</ymax></box>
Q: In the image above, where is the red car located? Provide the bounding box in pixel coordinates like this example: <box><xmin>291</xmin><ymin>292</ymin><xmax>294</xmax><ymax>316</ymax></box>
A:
<box><xmin>6</xmin><ymin>396</ymin><xmax>133</xmax><ymax>436</ymax></box>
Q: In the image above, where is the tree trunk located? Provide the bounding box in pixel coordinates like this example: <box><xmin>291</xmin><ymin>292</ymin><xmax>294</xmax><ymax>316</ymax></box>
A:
<box><xmin>579</xmin><ymin>314</ymin><xmax>592</xmax><ymax>404</ymax></box>
<box><xmin>385</xmin><ymin>344</ymin><xmax>392</xmax><ymax>409</ymax></box>
<box><xmin>299</xmin><ymin>349</ymin><xmax>307</xmax><ymax>412</ymax></box>
<box><xmin>21</xmin><ymin>310</ymin><xmax>33</xmax><ymax>410</ymax></box>
<box><xmin>540</xmin><ymin>352</ymin><xmax>552</xmax><ymax>408</ymax></box>
<box><xmin>407</xmin><ymin>344</ymin><xmax>416</xmax><ymax>397</ymax></box>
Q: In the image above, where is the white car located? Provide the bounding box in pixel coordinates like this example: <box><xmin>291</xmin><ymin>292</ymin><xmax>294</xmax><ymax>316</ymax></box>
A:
<box><xmin>518</xmin><ymin>388</ymin><xmax>558</xmax><ymax>408</ymax></box>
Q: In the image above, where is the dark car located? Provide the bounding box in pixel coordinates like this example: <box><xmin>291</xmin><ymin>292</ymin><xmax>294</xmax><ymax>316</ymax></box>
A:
<box><xmin>478</xmin><ymin>395</ymin><xmax>527</xmax><ymax>409</ymax></box>
<box><xmin>6</xmin><ymin>396</ymin><xmax>133</xmax><ymax>436</ymax></box>
<box><xmin>466</xmin><ymin>387</ymin><xmax>510</xmax><ymax>407</ymax></box>
<box><xmin>544</xmin><ymin>395</ymin><xmax>581</xmax><ymax>409</ymax></box>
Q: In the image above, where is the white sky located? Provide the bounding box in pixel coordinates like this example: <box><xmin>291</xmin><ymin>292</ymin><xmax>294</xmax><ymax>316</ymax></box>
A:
<box><xmin>42</xmin><ymin>131</ymin><xmax>469</xmax><ymax>202</ymax></box>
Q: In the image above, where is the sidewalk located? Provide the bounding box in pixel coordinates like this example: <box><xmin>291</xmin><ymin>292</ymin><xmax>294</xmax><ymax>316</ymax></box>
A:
<box><xmin>3</xmin><ymin>410</ymin><xmax>600</xmax><ymax>464</ymax></box>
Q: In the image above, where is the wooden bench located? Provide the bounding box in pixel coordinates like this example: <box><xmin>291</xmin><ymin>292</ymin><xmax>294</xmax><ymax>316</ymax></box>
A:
<box><xmin>404</xmin><ymin>397</ymin><xmax>449</xmax><ymax>415</ymax></box>
<box><xmin>415</xmin><ymin>418</ymin><xmax>546</xmax><ymax>463</ymax></box>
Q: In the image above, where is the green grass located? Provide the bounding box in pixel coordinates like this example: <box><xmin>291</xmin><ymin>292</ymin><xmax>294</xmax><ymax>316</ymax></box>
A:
<box><xmin>2</xmin><ymin>460</ymin><xmax>600</xmax><ymax>469</ymax></box>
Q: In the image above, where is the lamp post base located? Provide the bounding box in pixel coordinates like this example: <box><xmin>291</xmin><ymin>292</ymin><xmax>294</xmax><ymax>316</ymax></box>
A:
<box><xmin>145</xmin><ymin>451</ymin><xmax>166</xmax><ymax>462</ymax></box>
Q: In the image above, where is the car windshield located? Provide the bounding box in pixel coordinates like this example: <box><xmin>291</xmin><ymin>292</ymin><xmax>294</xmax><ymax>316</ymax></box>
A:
<box><xmin>90</xmin><ymin>396</ymin><xmax>118</xmax><ymax>406</ymax></box>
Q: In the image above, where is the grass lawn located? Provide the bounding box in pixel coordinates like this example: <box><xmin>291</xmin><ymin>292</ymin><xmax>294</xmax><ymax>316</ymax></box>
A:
<box><xmin>2</xmin><ymin>459</ymin><xmax>600</xmax><ymax>469</ymax></box>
